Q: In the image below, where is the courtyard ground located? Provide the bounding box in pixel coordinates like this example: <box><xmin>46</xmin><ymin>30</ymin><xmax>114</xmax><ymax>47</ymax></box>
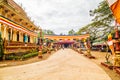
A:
<box><xmin>0</xmin><ymin>49</ymin><xmax>113</xmax><ymax>80</ymax></box>
<box><xmin>89</xmin><ymin>51</ymin><xmax>120</xmax><ymax>80</ymax></box>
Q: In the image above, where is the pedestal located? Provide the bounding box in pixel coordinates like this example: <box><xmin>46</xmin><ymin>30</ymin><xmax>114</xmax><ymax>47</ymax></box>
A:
<box><xmin>87</xmin><ymin>49</ymin><xmax>91</xmax><ymax>55</ymax></box>
<box><xmin>113</xmin><ymin>53</ymin><xmax>120</xmax><ymax>67</ymax></box>
<box><xmin>79</xmin><ymin>48</ymin><xmax>83</xmax><ymax>54</ymax></box>
<box><xmin>38</xmin><ymin>50</ymin><xmax>42</xmax><ymax>58</ymax></box>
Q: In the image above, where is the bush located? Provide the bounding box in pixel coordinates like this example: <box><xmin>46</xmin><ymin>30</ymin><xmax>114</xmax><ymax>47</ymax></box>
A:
<box><xmin>42</xmin><ymin>48</ymin><xmax>47</xmax><ymax>54</ymax></box>
<box><xmin>0</xmin><ymin>33</ymin><xmax>4</xmax><ymax>60</ymax></box>
<box><xmin>5</xmin><ymin>52</ymin><xmax>38</xmax><ymax>60</ymax></box>
<box><xmin>21</xmin><ymin>52</ymin><xmax>38</xmax><ymax>60</ymax></box>
<box><xmin>50</xmin><ymin>48</ymin><xmax>54</xmax><ymax>51</ymax></box>
<box><xmin>5</xmin><ymin>55</ymin><xmax>14</xmax><ymax>60</ymax></box>
<box><xmin>29</xmin><ymin>49</ymin><xmax>38</xmax><ymax>53</ymax></box>
<box><xmin>5</xmin><ymin>55</ymin><xmax>21</xmax><ymax>60</ymax></box>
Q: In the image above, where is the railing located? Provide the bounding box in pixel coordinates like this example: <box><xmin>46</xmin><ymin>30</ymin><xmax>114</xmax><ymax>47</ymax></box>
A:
<box><xmin>4</xmin><ymin>41</ymin><xmax>38</xmax><ymax>54</ymax></box>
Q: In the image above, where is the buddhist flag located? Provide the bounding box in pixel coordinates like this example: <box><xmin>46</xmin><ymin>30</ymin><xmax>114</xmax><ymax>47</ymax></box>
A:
<box><xmin>107</xmin><ymin>0</ymin><xmax>120</xmax><ymax>24</ymax></box>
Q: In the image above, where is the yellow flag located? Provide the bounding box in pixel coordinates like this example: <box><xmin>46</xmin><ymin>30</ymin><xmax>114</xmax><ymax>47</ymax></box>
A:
<box><xmin>108</xmin><ymin>33</ymin><xmax>112</xmax><ymax>41</ymax></box>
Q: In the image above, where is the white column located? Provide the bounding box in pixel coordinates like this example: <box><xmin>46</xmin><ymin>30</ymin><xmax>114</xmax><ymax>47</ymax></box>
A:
<box><xmin>10</xmin><ymin>28</ymin><xmax>12</xmax><ymax>41</ymax></box>
<box><xmin>20</xmin><ymin>32</ymin><xmax>23</xmax><ymax>42</ymax></box>
<box><xmin>13</xmin><ymin>30</ymin><xmax>16</xmax><ymax>41</ymax></box>
<box><xmin>3</xmin><ymin>25</ymin><xmax>7</xmax><ymax>39</ymax></box>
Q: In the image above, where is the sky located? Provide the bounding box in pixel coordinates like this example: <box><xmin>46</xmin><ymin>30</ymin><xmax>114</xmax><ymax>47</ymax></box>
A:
<box><xmin>14</xmin><ymin>0</ymin><xmax>102</xmax><ymax>35</ymax></box>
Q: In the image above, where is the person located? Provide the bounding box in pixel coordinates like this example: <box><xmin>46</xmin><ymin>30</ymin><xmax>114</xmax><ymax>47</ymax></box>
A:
<box><xmin>62</xmin><ymin>44</ymin><xmax>64</xmax><ymax>50</ymax></box>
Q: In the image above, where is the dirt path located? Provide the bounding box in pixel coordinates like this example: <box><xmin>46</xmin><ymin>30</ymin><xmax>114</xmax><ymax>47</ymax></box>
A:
<box><xmin>0</xmin><ymin>49</ymin><xmax>111</xmax><ymax>80</ymax></box>
<box><xmin>89</xmin><ymin>51</ymin><xmax>120</xmax><ymax>80</ymax></box>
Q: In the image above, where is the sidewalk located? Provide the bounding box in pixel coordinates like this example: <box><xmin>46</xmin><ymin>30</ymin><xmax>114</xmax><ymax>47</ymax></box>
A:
<box><xmin>0</xmin><ymin>49</ymin><xmax>112</xmax><ymax>80</ymax></box>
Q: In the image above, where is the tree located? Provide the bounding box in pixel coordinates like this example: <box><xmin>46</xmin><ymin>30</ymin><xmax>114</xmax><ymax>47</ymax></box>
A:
<box><xmin>43</xmin><ymin>29</ymin><xmax>55</xmax><ymax>35</ymax></box>
<box><xmin>90</xmin><ymin>0</ymin><xmax>113</xmax><ymax>24</ymax></box>
<box><xmin>68</xmin><ymin>29</ymin><xmax>75</xmax><ymax>35</ymax></box>
<box><xmin>77</xmin><ymin>0</ymin><xmax>114</xmax><ymax>44</ymax></box>
<box><xmin>60</xmin><ymin>33</ymin><xmax>63</xmax><ymax>35</ymax></box>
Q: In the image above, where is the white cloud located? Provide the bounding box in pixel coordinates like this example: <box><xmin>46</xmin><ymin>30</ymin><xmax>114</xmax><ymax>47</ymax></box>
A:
<box><xmin>14</xmin><ymin>0</ymin><xmax>102</xmax><ymax>34</ymax></box>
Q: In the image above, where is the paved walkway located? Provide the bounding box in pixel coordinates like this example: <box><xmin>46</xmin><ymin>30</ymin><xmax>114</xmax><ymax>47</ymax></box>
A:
<box><xmin>0</xmin><ymin>49</ymin><xmax>111</xmax><ymax>80</ymax></box>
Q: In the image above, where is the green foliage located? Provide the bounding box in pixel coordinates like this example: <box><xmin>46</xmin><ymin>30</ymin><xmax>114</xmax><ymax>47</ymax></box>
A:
<box><xmin>43</xmin><ymin>29</ymin><xmax>55</xmax><ymax>35</ymax></box>
<box><xmin>0</xmin><ymin>33</ymin><xmax>4</xmax><ymax>60</ymax></box>
<box><xmin>90</xmin><ymin>0</ymin><xmax>113</xmax><ymax>23</ymax></box>
<box><xmin>41</xmin><ymin>47</ymin><xmax>53</xmax><ymax>54</ymax></box>
<box><xmin>50</xmin><ymin>48</ymin><xmax>54</xmax><ymax>51</ymax></box>
<box><xmin>68</xmin><ymin>29</ymin><xmax>76</xmax><ymax>35</ymax></box>
<box><xmin>76</xmin><ymin>26</ymin><xmax>89</xmax><ymax>35</ymax></box>
<box><xmin>22</xmin><ymin>52</ymin><xmax>38</xmax><ymax>60</ymax></box>
<box><xmin>29</xmin><ymin>49</ymin><xmax>38</xmax><ymax>53</ymax></box>
<box><xmin>42</xmin><ymin>48</ymin><xmax>47</xmax><ymax>54</ymax></box>
<box><xmin>5</xmin><ymin>52</ymin><xmax>38</xmax><ymax>60</ymax></box>
<box><xmin>77</xmin><ymin>0</ymin><xmax>114</xmax><ymax>44</ymax></box>
<box><xmin>5</xmin><ymin>55</ymin><xmax>19</xmax><ymax>60</ymax></box>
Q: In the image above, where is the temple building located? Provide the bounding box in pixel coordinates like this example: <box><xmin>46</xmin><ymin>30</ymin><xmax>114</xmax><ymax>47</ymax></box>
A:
<box><xmin>44</xmin><ymin>34</ymin><xmax>89</xmax><ymax>41</ymax></box>
<box><xmin>0</xmin><ymin>0</ymin><xmax>40</xmax><ymax>54</ymax></box>
<box><xmin>44</xmin><ymin>34</ymin><xmax>90</xmax><ymax>48</ymax></box>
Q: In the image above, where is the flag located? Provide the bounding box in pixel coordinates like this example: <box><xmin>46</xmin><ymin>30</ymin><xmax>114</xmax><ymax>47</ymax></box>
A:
<box><xmin>107</xmin><ymin>0</ymin><xmax>120</xmax><ymax>24</ymax></box>
<box><xmin>108</xmin><ymin>33</ymin><xmax>112</xmax><ymax>41</ymax></box>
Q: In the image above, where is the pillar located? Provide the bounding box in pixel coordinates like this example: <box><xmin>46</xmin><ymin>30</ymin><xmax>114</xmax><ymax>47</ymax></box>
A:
<box><xmin>0</xmin><ymin>23</ymin><xmax>1</xmax><ymax>34</ymax></box>
<box><xmin>12</xmin><ymin>29</ymin><xmax>18</xmax><ymax>41</ymax></box>
<box><xmin>0</xmin><ymin>6</ymin><xmax>3</xmax><ymax>36</ymax></box>
<box><xmin>3</xmin><ymin>25</ymin><xmax>7</xmax><ymax>39</ymax></box>
<box><xmin>19</xmin><ymin>32</ymin><xmax>23</xmax><ymax>42</ymax></box>
<box><xmin>30</xmin><ymin>36</ymin><xmax>34</xmax><ymax>43</ymax></box>
<box><xmin>10</xmin><ymin>28</ymin><xmax>13</xmax><ymax>41</ymax></box>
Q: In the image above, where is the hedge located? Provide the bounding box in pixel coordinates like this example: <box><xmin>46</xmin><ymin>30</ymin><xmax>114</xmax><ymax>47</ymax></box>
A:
<box><xmin>5</xmin><ymin>52</ymin><xmax>38</xmax><ymax>60</ymax></box>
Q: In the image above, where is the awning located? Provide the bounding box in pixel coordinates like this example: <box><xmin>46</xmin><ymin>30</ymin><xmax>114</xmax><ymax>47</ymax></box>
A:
<box><xmin>57</xmin><ymin>40</ymin><xmax>75</xmax><ymax>44</ymax></box>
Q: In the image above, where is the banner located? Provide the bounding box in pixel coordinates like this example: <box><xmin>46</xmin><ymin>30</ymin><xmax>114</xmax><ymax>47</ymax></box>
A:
<box><xmin>107</xmin><ymin>0</ymin><xmax>120</xmax><ymax>24</ymax></box>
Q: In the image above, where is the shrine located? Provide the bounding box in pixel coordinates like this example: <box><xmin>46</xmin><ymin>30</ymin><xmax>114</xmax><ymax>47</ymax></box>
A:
<box><xmin>0</xmin><ymin>0</ymin><xmax>40</xmax><ymax>55</ymax></box>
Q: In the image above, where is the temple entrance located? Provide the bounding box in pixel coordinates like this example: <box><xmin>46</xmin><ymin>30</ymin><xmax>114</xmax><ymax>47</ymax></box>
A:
<box><xmin>64</xmin><ymin>43</ymin><xmax>69</xmax><ymax>48</ymax></box>
<box><xmin>63</xmin><ymin>43</ymin><xmax>72</xmax><ymax>48</ymax></box>
<box><xmin>57</xmin><ymin>40</ymin><xmax>74</xmax><ymax>48</ymax></box>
